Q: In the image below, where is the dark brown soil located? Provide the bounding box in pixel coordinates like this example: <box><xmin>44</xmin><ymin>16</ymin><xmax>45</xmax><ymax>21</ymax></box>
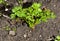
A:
<box><xmin>0</xmin><ymin>0</ymin><xmax>60</xmax><ymax>41</ymax></box>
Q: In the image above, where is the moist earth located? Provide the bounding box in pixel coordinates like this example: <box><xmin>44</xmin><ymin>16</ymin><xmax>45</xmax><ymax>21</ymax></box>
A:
<box><xmin>0</xmin><ymin>0</ymin><xmax>60</xmax><ymax>41</ymax></box>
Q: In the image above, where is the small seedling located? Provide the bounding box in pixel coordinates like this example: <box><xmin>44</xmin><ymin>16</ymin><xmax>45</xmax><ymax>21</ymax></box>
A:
<box><xmin>4</xmin><ymin>26</ymin><xmax>11</xmax><ymax>31</ymax></box>
<box><xmin>10</xmin><ymin>2</ymin><xmax>56</xmax><ymax>29</ymax></box>
<box><xmin>55</xmin><ymin>35</ymin><xmax>60</xmax><ymax>41</ymax></box>
<box><xmin>12</xmin><ymin>27</ymin><xmax>16</xmax><ymax>32</ymax></box>
<box><xmin>4</xmin><ymin>26</ymin><xmax>17</xmax><ymax>32</ymax></box>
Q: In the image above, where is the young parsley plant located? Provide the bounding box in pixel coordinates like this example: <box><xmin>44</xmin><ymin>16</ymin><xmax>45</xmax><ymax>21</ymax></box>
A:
<box><xmin>10</xmin><ymin>3</ymin><xmax>56</xmax><ymax>29</ymax></box>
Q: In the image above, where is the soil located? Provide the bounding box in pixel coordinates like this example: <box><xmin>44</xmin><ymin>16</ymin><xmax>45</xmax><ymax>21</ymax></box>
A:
<box><xmin>0</xmin><ymin>0</ymin><xmax>60</xmax><ymax>41</ymax></box>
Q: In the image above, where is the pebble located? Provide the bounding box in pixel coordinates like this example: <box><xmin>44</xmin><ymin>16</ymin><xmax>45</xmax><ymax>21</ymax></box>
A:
<box><xmin>30</xmin><ymin>30</ymin><xmax>31</xmax><ymax>32</ymax></box>
<box><xmin>9</xmin><ymin>31</ymin><xmax>15</xmax><ymax>36</ymax></box>
<box><xmin>34</xmin><ymin>38</ymin><xmax>37</xmax><ymax>41</ymax></box>
<box><xmin>5</xmin><ymin>0</ymin><xmax>7</xmax><ymax>1</ymax></box>
<box><xmin>2</xmin><ymin>14</ymin><xmax>10</xmax><ymax>19</ymax></box>
<box><xmin>15</xmin><ymin>3</ymin><xmax>18</xmax><ymax>5</ymax></box>
<box><xmin>5</xmin><ymin>8</ymin><xmax>8</xmax><ymax>11</ymax></box>
<box><xmin>24</xmin><ymin>34</ymin><xmax>27</xmax><ymax>38</ymax></box>
<box><xmin>23</xmin><ymin>0</ymin><xmax>27</xmax><ymax>3</ymax></box>
<box><xmin>39</xmin><ymin>35</ymin><xmax>42</xmax><ymax>37</ymax></box>
<box><xmin>54</xmin><ymin>5</ymin><xmax>56</xmax><ymax>7</ymax></box>
<box><xmin>47</xmin><ymin>38</ymin><xmax>53</xmax><ymax>41</ymax></box>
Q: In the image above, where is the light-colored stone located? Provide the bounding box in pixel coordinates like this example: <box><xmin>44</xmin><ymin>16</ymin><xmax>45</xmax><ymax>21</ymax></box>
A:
<box><xmin>5</xmin><ymin>0</ymin><xmax>7</xmax><ymax>1</ymax></box>
<box><xmin>24</xmin><ymin>34</ymin><xmax>27</xmax><ymax>38</ymax></box>
<box><xmin>15</xmin><ymin>3</ymin><xmax>18</xmax><ymax>5</ymax></box>
<box><xmin>9</xmin><ymin>31</ymin><xmax>15</xmax><ymax>36</ymax></box>
<box><xmin>23</xmin><ymin>0</ymin><xmax>27</xmax><ymax>3</ymax></box>
<box><xmin>39</xmin><ymin>35</ymin><xmax>42</xmax><ymax>37</ymax></box>
<box><xmin>5</xmin><ymin>8</ymin><xmax>8</xmax><ymax>11</ymax></box>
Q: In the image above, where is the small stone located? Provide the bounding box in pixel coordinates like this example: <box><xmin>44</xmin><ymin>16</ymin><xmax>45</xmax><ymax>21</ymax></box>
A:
<box><xmin>54</xmin><ymin>5</ymin><xmax>56</xmax><ymax>7</ymax></box>
<box><xmin>5</xmin><ymin>8</ymin><xmax>8</xmax><ymax>11</ymax></box>
<box><xmin>39</xmin><ymin>35</ymin><xmax>42</xmax><ymax>37</ymax></box>
<box><xmin>5</xmin><ymin>0</ymin><xmax>7</xmax><ymax>1</ymax></box>
<box><xmin>47</xmin><ymin>38</ymin><xmax>52</xmax><ymax>41</ymax></box>
<box><xmin>3</xmin><ymin>14</ymin><xmax>10</xmax><ymax>19</ymax></box>
<box><xmin>35</xmin><ymin>38</ymin><xmax>37</xmax><ymax>40</ymax></box>
<box><xmin>24</xmin><ymin>34</ymin><xmax>27</xmax><ymax>38</ymax></box>
<box><xmin>15</xmin><ymin>3</ymin><xmax>18</xmax><ymax>5</ymax></box>
<box><xmin>30</xmin><ymin>30</ymin><xmax>31</xmax><ymax>32</ymax></box>
<box><xmin>9</xmin><ymin>31</ymin><xmax>15</xmax><ymax>36</ymax></box>
<box><xmin>23</xmin><ymin>0</ymin><xmax>27</xmax><ymax>3</ymax></box>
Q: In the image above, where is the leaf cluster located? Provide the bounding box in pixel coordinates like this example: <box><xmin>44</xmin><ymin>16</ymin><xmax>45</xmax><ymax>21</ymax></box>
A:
<box><xmin>0</xmin><ymin>0</ymin><xmax>4</xmax><ymax>4</ymax></box>
<box><xmin>55</xmin><ymin>35</ymin><xmax>60</xmax><ymax>41</ymax></box>
<box><xmin>10</xmin><ymin>3</ymin><xmax>56</xmax><ymax>29</ymax></box>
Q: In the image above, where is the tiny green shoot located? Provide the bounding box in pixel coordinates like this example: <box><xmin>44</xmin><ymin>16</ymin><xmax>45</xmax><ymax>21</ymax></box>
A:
<box><xmin>4</xmin><ymin>26</ymin><xmax>11</xmax><ymax>31</ymax></box>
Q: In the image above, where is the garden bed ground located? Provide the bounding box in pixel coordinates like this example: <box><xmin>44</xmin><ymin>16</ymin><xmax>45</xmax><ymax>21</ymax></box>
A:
<box><xmin>0</xmin><ymin>0</ymin><xmax>60</xmax><ymax>41</ymax></box>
